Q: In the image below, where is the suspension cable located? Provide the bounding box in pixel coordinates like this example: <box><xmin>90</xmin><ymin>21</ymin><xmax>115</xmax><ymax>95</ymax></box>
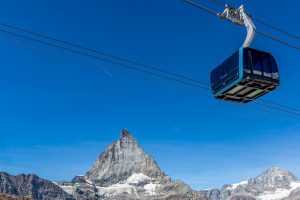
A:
<box><xmin>258</xmin><ymin>99</ymin><xmax>300</xmax><ymax>112</ymax></box>
<box><xmin>253</xmin><ymin>18</ymin><xmax>300</xmax><ymax>41</ymax></box>
<box><xmin>182</xmin><ymin>0</ymin><xmax>219</xmax><ymax>15</ymax></box>
<box><xmin>0</xmin><ymin>21</ymin><xmax>209</xmax><ymax>87</ymax></box>
<box><xmin>1</xmin><ymin>34</ymin><xmax>297</xmax><ymax>119</ymax></box>
<box><xmin>0</xmin><ymin>28</ymin><xmax>210</xmax><ymax>91</ymax></box>
<box><xmin>256</xmin><ymin>29</ymin><xmax>300</xmax><ymax>51</ymax></box>
<box><xmin>208</xmin><ymin>0</ymin><xmax>300</xmax><ymax>41</ymax></box>
<box><xmin>0</xmin><ymin>11</ymin><xmax>299</xmax><ymax>118</ymax></box>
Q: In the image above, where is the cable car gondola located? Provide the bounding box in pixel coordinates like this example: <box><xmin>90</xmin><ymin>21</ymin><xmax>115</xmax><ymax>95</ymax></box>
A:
<box><xmin>210</xmin><ymin>47</ymin><xmax>279</xmax><ymax>103</ymax></box>
<box><xmin>210</xmin><ymin>4</ymin><xmax>280</xmax><ymax>103</ymax></box>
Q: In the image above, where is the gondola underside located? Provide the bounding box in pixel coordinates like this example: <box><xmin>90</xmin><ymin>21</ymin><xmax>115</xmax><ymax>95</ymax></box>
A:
<box><xmin>215</xmin><ymin>77</ymin><xmax>279</xmax><ymax>103</ymax></box>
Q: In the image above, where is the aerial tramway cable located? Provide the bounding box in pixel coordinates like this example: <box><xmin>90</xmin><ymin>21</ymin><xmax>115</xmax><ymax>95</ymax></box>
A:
<box><xmin>0</xmin><ymin>11</ymin><xmax>299</xmax><ymax>118</ymax></box>
<box><xmin>0</xmin><ymin>28</ymin><xmax>210</xmax><ymax>91</ymax></box>
<box><xmin>208</xmin><ymin>0</ymin><xmax>300</xmax><ymax>42</ymax></box>
<box><xmin>0</xmin><ymin>21</ymin><xmax>209</xmax><ymax>87</ymax></box>
<box><xmin>0</xmin><ymin>35</ymin><xmax>214</xmax><ymax>99</ymax></box>
<box><xmin>1</xmin><ymin>20</ymin><xmax>298</xmax><ymax>112</ymax></box>
<box><xmin>182</xmin><ymin>0</ymin><xmax>300</xmax><ymax>52</ymax></box>
<box><xmin>0</xmin><ymin>34</ymin><xmax>297</xmax><ymax>119</ymax></box>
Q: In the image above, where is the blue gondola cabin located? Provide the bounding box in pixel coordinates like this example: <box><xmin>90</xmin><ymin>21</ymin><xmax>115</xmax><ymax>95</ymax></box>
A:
<box><xmin>210</xmin><ymin>47</ymin><xmax>279</xmax><ymax>103</ymax></box>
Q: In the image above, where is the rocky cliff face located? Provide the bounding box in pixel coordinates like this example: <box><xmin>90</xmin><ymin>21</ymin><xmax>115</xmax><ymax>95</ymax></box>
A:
<box><xmin>84</xmin><ymin>128</ymin><xmax>168</xmax><ymax>186</ymax></box>
<box><xmin>59</xmin><ymin>128</ymin><xmax>207</xmax><ymax>200</ymax></box>
<box><xmin>0</xmin><ymin>193</ymin><xmax>32</xmax><ymax>200</ymax></box>
<box><xmin>201</xmin><ymin>167</ymin><xmax>300</xmax><ymax>200</ymax></box>
<box><xmin>0</xmin><ymin>172</ymin><xmax>74</xmax><ymax>200</ymax></box>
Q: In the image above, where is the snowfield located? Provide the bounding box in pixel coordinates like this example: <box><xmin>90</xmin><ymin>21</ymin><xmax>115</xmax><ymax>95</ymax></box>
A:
<box><xmin>97</xmin><ymin>173</ymin><xmax>161</xmax><ymax>197</ymax></box>
<box><xmin>257</xmin><ymin>181</ymin><xmax>300</xmax><ymax>200</ymax></box>
<box><xmin>60</xmin><ymin>173</ymin><xmax>162</xmax><ymax>197</ymax></box>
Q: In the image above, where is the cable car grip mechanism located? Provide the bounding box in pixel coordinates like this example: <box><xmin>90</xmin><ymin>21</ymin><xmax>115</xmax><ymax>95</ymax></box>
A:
<box><xmin>217</xmin><ymin>4</ymin><xmax>256</xmax><ymax>48</ymax></box>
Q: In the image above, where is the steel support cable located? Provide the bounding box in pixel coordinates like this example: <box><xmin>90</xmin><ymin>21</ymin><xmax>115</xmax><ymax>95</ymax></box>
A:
<box><xmin>0</xmin><ymin>9</ymin><xmax>299</xmax><ymax>118</ymax></box>
<box><xmin>121</xmin><ymin>69</ymin><xmax>299</xmax><ymax>119</ymax></box>
<box><xmin>0</xmin><ymin>3</ymin><xmax>298</xmax><ymax>115</ymax></box>
<box><xmin>182</xmin><ymin>0</ymin><xmax>219</xmax><ymax>15</ymax></box>
<box><xmin>7</xmin><ymin>20</ymin><xmax>298</xmax><ymax>113</ymax></box>
<box><xmin>0</xmin><ymin>35</ymin><xmax>298</xmax><ymax>119</ymax></box>
<box><xmin>253</xmin><ymin>18</ymin><xmax>300</xmax><ymax>41</ymax></box>
<box><xmin>256</xmin><ymin>29</ymin><xmax>300</xmax><ymax>51</ymax></box>
<box><xmin>209</xmin><ymin>0</ymin><xmax>223</xmax><ymax>6</ymax></box>
<box><xmin>4</xmin><ymin>8</ymin><xmax>299</xmax><ymax>113</ymax></box>
<box><xmin>0</xmin><ymin>21</ymin><xmax>209</xmax><ymax>87</ymax></box>
<box><xmin>247</xmin><ymin>105</ymin><xmax>299</xmax><ymax>120</ymax></box>
<box><xmin>0</xmin><ymin>35</ymin><xmax>212</xmax><ymax>99</ymax></box>
<box><xmin>182</xmin><ymin>0</ymin><xmax>300</xmax><ymax>52</ymax></box>
<box><xmin>0</xmin><ymin>28</ymin><xmax>210</xmax><ymax>91</ymax></box>
<box><xmin>253</xmin><ymin>102</ymin><xmax>300</xmax><ymax>117</ymax></box>
<box><xmin>208</xmin><ymin>0</ymin><xmax>300</xmax><ymax>41</ymax></box>
<box><xmin>258</xmin><ymin>99</ymin><xmax>300</xmax><ymax>112</ymax></box>
<box><xmin>112</xmin><ymin>69</ymin><xmax>213</xmax><ymax>98</ymax></box>
<box><xmin>93</xmin><ymin>65</ymin><xmax>299</xmax><ymax>120</ymax></box>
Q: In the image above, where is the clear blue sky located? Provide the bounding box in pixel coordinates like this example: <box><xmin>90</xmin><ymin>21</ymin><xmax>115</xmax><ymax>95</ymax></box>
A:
<box><xmin>1</xmin><ymin>0</ymin><xmax>300</xmax><ymax>190</ymax></box>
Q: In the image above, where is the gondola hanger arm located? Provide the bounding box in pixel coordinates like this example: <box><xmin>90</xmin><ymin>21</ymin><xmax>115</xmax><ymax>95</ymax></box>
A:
<box><xmin>218</xmin><ymin>4</ymin><xmax>256</xmax><ymax>48</ymax></box>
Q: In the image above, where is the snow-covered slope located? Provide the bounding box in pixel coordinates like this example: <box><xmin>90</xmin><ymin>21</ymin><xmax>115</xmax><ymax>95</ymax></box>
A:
<box><xmin>96</xmin><ymin>173</ymin><xmax>162</xmax><ymax>197</ymax></box>
<box><xmin>257</xmin><ymin>181</ymin><xmax>300</xmax><ymax>200</ymax></box>
<box><xmin>201</xmin><ymin>167</ymin><xmax>300</xmax><ymax>200</ymax></box>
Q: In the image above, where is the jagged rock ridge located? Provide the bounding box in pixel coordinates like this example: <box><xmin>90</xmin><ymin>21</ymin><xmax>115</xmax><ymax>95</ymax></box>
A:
<box><xmin>0</xmin><ymin>172</ymin><xmax>74</xmax><ymax>200</ymax></box>
<box><xmin>0</xmin><ymin>193</ymin><xmax>32</xmax><ymax>200</ymax></box>
<box><xmin>201</xmin><ymin>167</ymin><xmax>300</xmax><ymax>200</ymax></box>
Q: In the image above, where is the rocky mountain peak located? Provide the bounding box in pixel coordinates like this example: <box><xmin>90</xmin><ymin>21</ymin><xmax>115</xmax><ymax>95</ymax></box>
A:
<box><xmin>250</xmin><ymin>166</ymin><xmax>298</xmax><ymax>189</ymax></box>
<box><xmin>261</xmin><ymin>166</ymin><xmax>298</xmax><ymax>181</ymax></box>
<box><xmin>84</xmin><ymin>129</ymin><xmax>167</xmax><ymax>186</ymax></box>
<box><xmin>61</xmin><ymin>129</ymin><xmax>206</xmax><ymax>200</ymax></box>
<box><xmin>119</xmin><ymin>128</ymin><xmax>135</xmax><ymax>142</ymax></box>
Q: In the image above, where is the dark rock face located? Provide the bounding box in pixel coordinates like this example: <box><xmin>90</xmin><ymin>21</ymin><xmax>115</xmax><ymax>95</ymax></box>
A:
<box><xmin>0</xmin><ymin>172</ymin><xmax>74</xmax><ymax>200</ymax></box>
<box><xmin>200</xmin><ymin>188</ymin><xmax>220</xmax><ymax>200</ymax></box>
<box><xmin>228</xmin><ymin>194</ymin><xmax>256</xmax><ymax>200</ymax></box>
<box><xmin>119</xmin><ymin>128</ymin><xmax>135</xmax><ymax>141</ymax></box>
<box><xmin>153</xmin><ymin>180</ymin><xmax>208</xmax><ymax>200</ymax></box>
<box><xmin>0</xmin><ymin>193</ymin><xmax>32</xmax><ymax>200</ymax></box>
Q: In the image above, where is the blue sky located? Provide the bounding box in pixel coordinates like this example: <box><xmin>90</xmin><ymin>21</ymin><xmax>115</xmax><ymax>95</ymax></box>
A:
<box><xmin>1</xmin><ymin>0</ymin><xmax>300</xmax><ymax>190</ymax></box>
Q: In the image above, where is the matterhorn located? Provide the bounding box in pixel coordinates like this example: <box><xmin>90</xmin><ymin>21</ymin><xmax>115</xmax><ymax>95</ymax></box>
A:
<box><xmin>59</xmin><ymin>129</ymin><xmax>207</xmax><ymax>200</ymax></box>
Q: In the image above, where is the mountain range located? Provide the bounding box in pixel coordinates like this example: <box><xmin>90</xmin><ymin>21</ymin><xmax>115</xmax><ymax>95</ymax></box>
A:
<box><xmin>1</xmin><ymin>129</ymin><xmax>299</xmax><ymax>200</ymax></box>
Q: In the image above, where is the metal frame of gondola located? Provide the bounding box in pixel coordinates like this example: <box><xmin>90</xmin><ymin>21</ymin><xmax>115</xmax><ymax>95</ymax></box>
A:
<box><xmin>218</xmin><ymin>4</ymin><xmax>256</xmax><ymax>48</ymax></box>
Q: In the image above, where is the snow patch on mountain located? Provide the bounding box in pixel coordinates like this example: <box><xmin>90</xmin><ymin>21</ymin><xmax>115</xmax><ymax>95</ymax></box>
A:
<box><xmin>96</xmin><ymin>173</ymin><xmax>161</xmax><ymax>197</ymax></box>
<box><xmin>257</xmin><ymin>181</ymin><xmax>300</xmax><ymax>200</ymax></box>
<box><xmin>60</xmin><ymin>185</ymin><xmax>75</xmax><ymax>195</ymax></box>
<box><xmin>126</xmin><ymin>173</ymin><xmax>152</xmax><ymax>184</ymax></box>
<box><xmin>144</xmin><ymin>183</ymin><xmax>159</xmax><ymax>195</ymax></box>
<box><xmin>227</xmin><ymin>180</ymin><xmax>248</xmax><ymax>190</ymax></box>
